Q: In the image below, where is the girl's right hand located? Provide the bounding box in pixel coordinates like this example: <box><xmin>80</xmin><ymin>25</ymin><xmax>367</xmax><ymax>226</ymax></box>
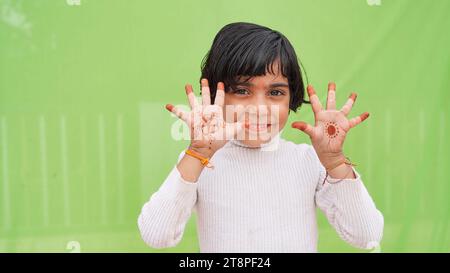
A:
<box><xmin>165</xmin><ymin>78</ymin><xmax>244</xmax><ymax>158</ymax></box>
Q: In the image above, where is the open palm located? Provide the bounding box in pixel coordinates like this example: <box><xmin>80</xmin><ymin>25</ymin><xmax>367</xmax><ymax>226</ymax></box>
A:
<box><xmin>292</xmin><ymin>83</ymin><xmax>369</xmax><ymax>158</ymax></box>
<box><xmin>166</xmin><ymin>79</ymin><xmax>243</xmax><ymax>154</ymax></box>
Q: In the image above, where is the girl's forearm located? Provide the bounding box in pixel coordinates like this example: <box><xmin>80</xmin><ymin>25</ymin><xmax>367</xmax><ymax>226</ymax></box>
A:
<box><xmin>177</xmin><ymin>154</ymin><xmax>207</xmax><ymax>183</ymax></box>
<box><xmin>176</xmin><ymin>147</ymin><xmax>215</xmax><ymax>183</ymax></box>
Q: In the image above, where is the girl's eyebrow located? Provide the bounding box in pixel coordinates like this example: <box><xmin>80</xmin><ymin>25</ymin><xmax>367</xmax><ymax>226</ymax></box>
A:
<box><xmin>237</xmin><ymin>82</ymin><xmax>289</xmax><ymax>88</ymax></box>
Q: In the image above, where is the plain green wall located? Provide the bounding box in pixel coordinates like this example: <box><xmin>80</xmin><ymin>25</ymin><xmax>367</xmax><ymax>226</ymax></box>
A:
<box><xmin>0</xmin><ymin>0</ymin><xmax>449</xmax><ymax>252</ymax></box>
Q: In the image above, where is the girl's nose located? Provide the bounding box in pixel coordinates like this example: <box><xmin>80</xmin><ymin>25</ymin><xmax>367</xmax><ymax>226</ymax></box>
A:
<box><xmin>252</xmin><ymin>93</ymin><xmax>269</xmax><ymax>107</ymax></box>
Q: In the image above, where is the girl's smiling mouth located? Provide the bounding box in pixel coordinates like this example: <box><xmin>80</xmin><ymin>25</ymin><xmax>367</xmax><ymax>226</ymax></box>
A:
<box><xmin>244</xmin><ymin>123</ymin><xmax>272</xmax><ymax>132</ymax></box>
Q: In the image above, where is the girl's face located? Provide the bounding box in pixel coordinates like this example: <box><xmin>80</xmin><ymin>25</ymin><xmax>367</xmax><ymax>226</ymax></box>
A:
<box><xmin>224</xmin><ymin>68</ymin><xmax>290</xmax><ymax>147</ymax></box>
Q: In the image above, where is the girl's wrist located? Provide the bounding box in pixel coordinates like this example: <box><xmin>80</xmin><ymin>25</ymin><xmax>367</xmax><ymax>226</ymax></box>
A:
<box><xmin>318</xmin><ymin>152</ymin><xmax>346</xmax><ymax>171</ymax></box>
<box><xmin>187</xmin><ymin>145</ymin><xmax>216</xmax><ymax>159</ymax></box>
<box><xmin>327</xmin><ymin>162</ymin><xmax>356</xmax><ymax>180</ymax></box>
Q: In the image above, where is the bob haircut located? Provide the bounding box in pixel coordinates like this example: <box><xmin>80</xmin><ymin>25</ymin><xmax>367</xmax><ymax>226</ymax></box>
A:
<box><xmin>200</xmin><ymin>22</ymin><xmax>309</xmax><ymax>112</ymax></box>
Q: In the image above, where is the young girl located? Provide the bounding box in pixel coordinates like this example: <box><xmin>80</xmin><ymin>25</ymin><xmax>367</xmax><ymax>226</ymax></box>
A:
<box><xmin>138</xmin><ymin>22</ymin><xmax>383</xmax><ymax>252</ymax></box>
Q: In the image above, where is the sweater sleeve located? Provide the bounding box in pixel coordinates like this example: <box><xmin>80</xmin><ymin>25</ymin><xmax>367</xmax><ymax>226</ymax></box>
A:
<box><xmin>308</xmin><ymin>146</ymin><xmax>384</xmax><ymax>249</ymax></box>
<box><xmin>137</xmin><ymin>151</ymin><xmax>198</xmax><ymax>249</ymax></box>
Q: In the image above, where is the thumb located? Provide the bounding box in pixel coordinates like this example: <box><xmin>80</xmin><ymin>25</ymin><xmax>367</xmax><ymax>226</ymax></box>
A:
<box><xmin>291</xmin><ymin>121</ymin><xmax>314</xmax><ymax>138</ymax></box>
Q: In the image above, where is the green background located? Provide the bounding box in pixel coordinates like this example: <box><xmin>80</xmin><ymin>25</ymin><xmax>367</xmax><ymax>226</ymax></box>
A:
<box><xmin>1</xmin><ymin>0</ymin><xmax>449</xmax><ymax>252</ymax></box>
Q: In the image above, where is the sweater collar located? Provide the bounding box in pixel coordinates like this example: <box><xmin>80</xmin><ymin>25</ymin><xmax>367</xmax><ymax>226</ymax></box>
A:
<box><xmin>229</xmin><ymin>130</ymin><xmax>283</xmax><ymax>151</ymax></box>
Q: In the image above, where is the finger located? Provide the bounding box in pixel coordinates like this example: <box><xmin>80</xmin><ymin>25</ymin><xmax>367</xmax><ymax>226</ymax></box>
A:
<box><xmin>185</xmin><ymin>84</ymin><xmax>199</xmax><ymax>109</ymax></box>
<box><xmin>307</xmin><ymin>85</ymin><xmax>322</xmax><ymax>114</ymax></box>
<box><xmin>214</xmin><ymin>82</ymin><xmax>225</xmax><ymax>107</ymax></box>
<box><xmin>340</xmin><ymin>92</ymin><xmax>357</xmax><ymax>116</ymax></box>
<box><xmin>291</xmin><ymin>121</ymin><xmax>314</xmax><ymax>138</ymax></box>
<box><xmin>165</xmin><ymin>104</ymin><xmax>190</xmax><ymax>124</ymax></box>
<box><xmin>326</xmin><ymin>82</ymin><xmax>336</xmax><ymax>110</ymax></box>
<box><xmin>349</xmin><ymin>112</ymin><xmax>369</xmax><ymax>129</ymax></box>
<box><xmin>201</xmin><ymin>78</ymin><xmax>211</xmax><ymax>106</ymax></box>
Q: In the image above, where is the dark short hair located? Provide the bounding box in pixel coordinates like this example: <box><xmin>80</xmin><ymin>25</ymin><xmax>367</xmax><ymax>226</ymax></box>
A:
<box><xmin>200</xmin><ymin>22</ymin><xmax>309</xmax><ymax>112</ymax></box>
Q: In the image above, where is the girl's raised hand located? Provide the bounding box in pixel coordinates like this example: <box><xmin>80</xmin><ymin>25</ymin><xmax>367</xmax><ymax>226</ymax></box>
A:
<box><xmin>291</xmin><ymin>83</ymin><xmax>369</xmax><ymax>170</ymax></box>
<box><xmin>165</xmin><ymin>79</ymin><xmax>243</xmax><ymax>157</ymax></box>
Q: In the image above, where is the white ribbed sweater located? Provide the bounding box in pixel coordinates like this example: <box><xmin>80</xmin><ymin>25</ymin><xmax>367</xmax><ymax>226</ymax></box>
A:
<box><xmin>138</xmin><ymin>135</ymin><xmax>384</xmax><ymax>252</ymax></box>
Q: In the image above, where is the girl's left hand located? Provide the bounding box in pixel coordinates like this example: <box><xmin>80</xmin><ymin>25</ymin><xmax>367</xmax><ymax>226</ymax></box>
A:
<box><xmin>291</xmin><ymin>83</ymin><xmax>369</xmax><ymax>170</ymax></box>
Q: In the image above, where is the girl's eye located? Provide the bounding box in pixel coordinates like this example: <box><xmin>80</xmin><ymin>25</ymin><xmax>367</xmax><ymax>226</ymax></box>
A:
<box><xmin>233</xmin><ymin>89</ymin><xmax>250</xmax><ymax>95</ymax></box>
<box><xmin>269</xmin><ymin>90</ymin><xmax>285</xmax><ymax>96</ymax></box>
